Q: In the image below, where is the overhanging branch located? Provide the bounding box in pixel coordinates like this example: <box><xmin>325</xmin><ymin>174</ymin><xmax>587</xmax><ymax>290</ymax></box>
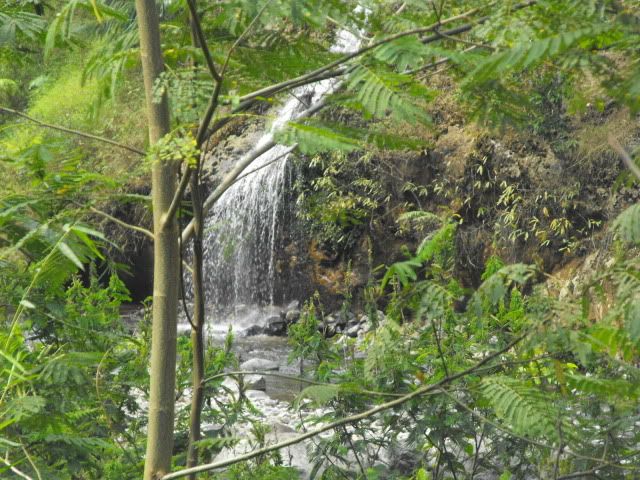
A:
<box><xmin>161</xmin><ymin>334</ymin><xmax>527</xmax><ymax>479</ymax></box>
<box><xmin>0</xmin><ymin>107</ymin><xmax>145</xmax><ymax>156</ymax></box>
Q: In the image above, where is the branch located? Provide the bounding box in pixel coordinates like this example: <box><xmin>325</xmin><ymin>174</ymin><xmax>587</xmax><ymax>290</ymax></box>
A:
<box><xmin>0</xmin><ymin>107</ymin><xmax>145</xmax><ymax>156</ymax></box>
<box><xmin>201</xmin><ymin>370</ymin><xmax>404</xmax><ymax>398</ymax></box>
<box><xmin>181</xmin><ymin>98</ymin><xmax>327</xmax><ymax>245</ymax></box>
<box><xmin>185</xmin><ymin>0</ymin><xmax>221</xmax><ymax>83</ymax></box>
<box><xmin>235</xmin><ymin>1</ymin><xmax>536</xmax><ymax>107</ymax></box>
<box><xmin>161</xmin><ymin>334</ymin><xmax>527</xmax><ymax>479</ymax></box>
<box><xmin>161</xmin><ymin>164</ymin><xmax>193</xmax><ymax>230</ymax></box>
<box><xmin>195</xmin><ymin>0</ymin><xmax>272</xmax><ymax>147</ymax></box>
<box><xmin>90</xmin><ymin>207</ymin><xmax>154</xmax><ymax>240</ymax></box>
<box><xmin>1</xmin><ymin>455</ymin><xmax>33</xmax><ymax>480</ymax></box>
<box><xmin>609</xmin><ymin>135</ymin><xmax>640</xmax><ymax>182</ymax></box>
<box><xmin>435</xmin><ymin>29</ymin><xmax>496</xmax><ymax>50</ymax></box>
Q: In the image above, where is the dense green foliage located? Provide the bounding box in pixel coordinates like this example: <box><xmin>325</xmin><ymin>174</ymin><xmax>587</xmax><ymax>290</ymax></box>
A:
<box><xmin>1</xmin><ymin>0</ymin><xmax>640</xmax><ymax>479</ymax></box>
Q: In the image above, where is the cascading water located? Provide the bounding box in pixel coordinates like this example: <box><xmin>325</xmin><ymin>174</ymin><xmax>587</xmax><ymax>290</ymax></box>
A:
<box><xmin>198</xmin><ymin>27</ymin><xmax>362</xmax><ymax>329</ymax></box>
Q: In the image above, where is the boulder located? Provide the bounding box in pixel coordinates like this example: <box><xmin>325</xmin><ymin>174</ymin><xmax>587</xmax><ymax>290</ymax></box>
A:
<box><xmin>346</xmin><ymin>324</ymin><xmax>360</xmax><ymax>338</ymax></box>
<box><xmin>265</xmin><ymin>315</ymin><xmax>287</xmax><ymax>336</ymax></box>
<box><xmin>240</xmin><ymin>358</ymin><xmax>279</xmax><ymax>371</ymax></box>
<box><xmin>244</xmin><ymin>325</ymin><xmax>265</xmax><ymax>336</ymax></box>
<box><xmin>244</xmin><ymin>374</ymin><xmax>266</xmax><ymax>391</ymax></box>
<box><xmin>285</xmin><ymin>309</ymin><xmax>301</xmax><ymax>323</ymax></box>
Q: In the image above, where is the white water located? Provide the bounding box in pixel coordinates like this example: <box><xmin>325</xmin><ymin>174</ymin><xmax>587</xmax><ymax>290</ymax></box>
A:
<box><xmin>198</xmin><ymin>28</ymin><xmax>361</xmax><ymax>328</ymax></box>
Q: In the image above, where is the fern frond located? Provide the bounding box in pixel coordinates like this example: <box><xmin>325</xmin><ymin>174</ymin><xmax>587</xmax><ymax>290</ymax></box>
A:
<box><xmin>295</xmin><ymin>384</ymin><xmax>339</xmax><ymax>408</ymax></box>
<box><xmin>613</xmin><ymin>204</ymin><xmax>640</xmax><ymax>244</ymax></box>
<box><xmin>481</xmin><ymin>376</ymin><xmax>557</xmax><ymax>440</ymax></box>
<box><xmin>346</xmin><ymin>65</ymin><xmax>431</xmax><ymax>124</ymax></box>
<box><xmin>465</xmin><ymin>27</ymin><xmax>611</xmax><ymax>86</ymax></box>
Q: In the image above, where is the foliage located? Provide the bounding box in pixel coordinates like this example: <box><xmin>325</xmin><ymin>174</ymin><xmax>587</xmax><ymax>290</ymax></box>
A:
<box><xmin>2</xmin><ymin>0</ymin><xmax>640</xmax><ymax>478</ymax></box>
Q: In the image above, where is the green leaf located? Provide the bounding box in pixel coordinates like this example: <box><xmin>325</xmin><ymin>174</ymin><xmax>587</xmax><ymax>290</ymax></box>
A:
<box><xmin>295</xmin><ymin>384</ymin><xmax>339</xmax><ymax>407</ymax></box>
<box><xmin>57</xmin><ymin>242</ymin><xmax>84</xmax><ymax>270</ymax></box>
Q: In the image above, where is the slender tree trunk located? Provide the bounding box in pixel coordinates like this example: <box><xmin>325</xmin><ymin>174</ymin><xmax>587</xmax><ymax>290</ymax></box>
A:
<box><xmin>186</xmin><ymin>171</ymin><xmax>206</xmax><ymax>478</ymax></box>
<box><xmin>135</xmin><ymin>1</ymin><xmax>179</xmax><ymax>479</ymax></box>
<box><xmin>185</xmin><ymin>3</ymin><xmax>207</xmax><ymax>475</ymax></box>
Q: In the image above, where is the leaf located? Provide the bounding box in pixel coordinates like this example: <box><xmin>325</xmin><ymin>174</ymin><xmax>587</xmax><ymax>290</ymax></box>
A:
<box><xmin>19</xmin><ymin>299</ymin><xmax>35</xmax><ymax>309</ymax></box>
<box><xmin>613</xmin><ymin>204</ymin><xmax>640</xmax><ymax>244</ymax></box>
<box><xmin>481</xmin><ymin>376</ymin><xmax>557</xmax><ymax>440</ymax></box>
<box><xmin>276</xmin><ymin>122</ymin><xmax>362</xmax><ymax>154</ymax></box>
<box><xmin>57</xmin><ymin>242</ymin><xmax>84</xmax><ymax>270</ymax></box>
<box><xmin>295</xmin><ymin>384</ymin><xmax>339</xmax><ymax>407</ymax></box>
<box><xmin>347</xmin><ymin>65</ymin><xmax>431</xmax><ymax>124</ymax></box>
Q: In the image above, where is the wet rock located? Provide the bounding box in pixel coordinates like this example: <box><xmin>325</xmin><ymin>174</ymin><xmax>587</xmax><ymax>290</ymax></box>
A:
<box><xmin>346</xmin><ymin>324</ymin><xmax>360</xmax><ymax>338</ymax></box>
<box><xmin>265</xmin><ymin>315</ymin><xmax>287</xmax><ymax>336</ymax></box>
<box><xmin>285</xmin><ymin>309</ymin><xmax>300</xmax><ymax>323</ymax></box>
<box><xmin>244</xmin><ymin>325</ymin><xmax>265</xmax><ymax>336</ymax></box>
<box><xmin>285</xmin><ymin>300</ymin><xmax>300</xmax><ymax>311</ymax></box>
<box><xmin>240</xmin><ymin>358</ymin><xmax>279</xmax><ymax>371</ymax></box>
<box><xmin>244</xmin><ymin>374</ymin><xmax>266</xmax><ymax>391</ymax></box>
<box><xmin>245</xmin><ymin>389</ymin><xmax>269</xmax><ymax>400</ymax></box>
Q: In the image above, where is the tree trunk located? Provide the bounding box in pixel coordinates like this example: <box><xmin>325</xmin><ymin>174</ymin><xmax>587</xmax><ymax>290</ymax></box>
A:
<box><xmin>135</xmin><ymin>1</ymin><xmax>179</xmax><ymax>479</ymax></box>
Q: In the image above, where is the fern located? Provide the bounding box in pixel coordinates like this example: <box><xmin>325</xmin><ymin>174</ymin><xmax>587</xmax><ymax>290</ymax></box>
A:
<box><xmin>567</xmin><ymin>373</ymin><xmax>639</xmax><ymax>400</ymax></box>
<box><xmin>295</xmin><ymin>384</ymin><xmax>340</xmax><ymax>407</ymax></box>
<box><xmin>346</xmin><ymin>65</ymin><xmax>431</xmax><ymax>124</ymax></box>
<box><xmin>613</xmin><ymin>204</ymin><xmax>640</xmax><ymax>244</ymax></box>
<box><xmin>481</xmin><ymin>376</ymin><xmax>558</xmax><ymax>440</ymax></box>
<box><xmin>0</xmin><ymin>9</ymin><xmax>45</xmax><ymax>45</ymax></box>
<box><xmin>276</xmin><ymin>121</ymin><xmax>362</xmax><ymax>154</ymax></box>
<box><xmin>374</xmin><ymin>36</ymin><xmax>429</xmax><ymax>71</ymax></box>
<box><xmin>465</xmin><ymin>27</ymin><xmax>612</xmax><ymax>86</ymax></box>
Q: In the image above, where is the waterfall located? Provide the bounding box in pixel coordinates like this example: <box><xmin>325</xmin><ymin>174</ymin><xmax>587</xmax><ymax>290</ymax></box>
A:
<box><xmin>198</xmin><ymin>25</ymin><xmax>362</xmax><ymax>329</ymax></box>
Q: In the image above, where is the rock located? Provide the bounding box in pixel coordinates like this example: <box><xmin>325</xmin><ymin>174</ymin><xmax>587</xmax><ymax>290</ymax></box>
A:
<box><xmin>244</xmin><ymin>325</ymin><xmax>265</xmax><ymax>336</ymax></box>
<box><xmin>265</xmin><ymin>315</ymin><xmax>287</xmax><ymax>336</ymax></box>
<box><xmin>245</xmin><ymin>389</ymin><xmax>269</xmax><ymax>401</ymax></box>
<box><xmin>244</xmin><ymin>374</ymin><xmax>266</xmax><ymax>391</ymax></box>
<box><xmin>346</xmin><ymin>324</ymin><xmax>360</xmax><ymax>338</ymax></box>
<box><xmin>285</xmin><ymin>309</ymin><xmax>300</xmax><ymax>323</ymax></box>
<box><xmin>240</xmin><ymin>358</ymin><xmax>279</xmax><ymax>371</ymax></box>
<box><xmin>285</xmin><ymin>300</ymin><xmax>300</xmax><ymax>311</ymax></box>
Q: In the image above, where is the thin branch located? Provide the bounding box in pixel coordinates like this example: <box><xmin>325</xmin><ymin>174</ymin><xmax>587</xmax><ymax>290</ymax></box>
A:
<box><xmin>161</xmin><ymin>334</ymin><xmax>527</xmax><ymax>479</ymax></box>
<box><xmin>195</xmin><ymin>0</ymin><xmax>272</xmax><ymax>148</ymax></box>
<box><xmin>161</xmin><ymin>163</ymin><xmax>194</xmax><ymax>230</ymax></box>
<box><xmin>221</xmin><ymin>0</ymin><xmax>273</xmax><ymax>78</ymax></box>
<box><xmin>231</xmin><ymin>145</ymin><xmax>296</xmax><ymax>184</ymax></box>
<box><xmin>435</xmin><ymin>28</ymin><xmax>496</xmax><ymax>50</ymax></box>
<box><xmin>19</xmin><ymin>446</ymin><xmax>40</xmax><ymax>480</ymax></box>
<box><xmin>181</xmin><ymin>98</ymin><xmax>328</xmax><ymax>245</ymax></box>
<box><xmin>185</xmin><ymin>0</ymin><xmax>221</xmax><ymax>83</ymax></box>
<box><xmin>235</xmin><ymin>3</ymin><xmax>492</xmax><ymax>105</ymax></box>
<box><xmin>1</xmin><ymin>455</ymin><xmax>33</xmax><ymax>480</ymax></box>
<box><xmin>440</xmin><ymin>389</ymin><xmax>638</xmax><ymax>471</ymax></box>
<box><xmin>90</xmin><ymin>207</ymin><xmax>154</xmax><ymax>240</ymax></box>
<box><xmin>0</xmin><ymin>107</ymin><xmax>145</xmax><ymax>156</ymax></box>
<box><xmin>609</xmin><ymin>135</ymin><xmax>640</xmax><ymax>181</ymax></box>
<box><xmin>201</xmin><ymin>370</ymin><xmax>405</xmax><ymax>398</ymax></box>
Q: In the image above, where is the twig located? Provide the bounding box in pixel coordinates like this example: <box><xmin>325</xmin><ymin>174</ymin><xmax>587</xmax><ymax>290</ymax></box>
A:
<box><xmin>202</xmin><ymin>370</ymin><xmax>405</xmax><ymax>398</ymax></box>
<box><xmin>18</xmin><ymin>447</ymin><xmax>40</xmax><ymax>480</ymax></box>
<box><xmin>1</xmin><ymin>454</ymin><xmax>33</xmax><ymax>480</ymax></box>
<box><xmin>236</xmin><ymin>3</ymin><xmax>494</xmax><ymax>105</ymax></box>
<box><xmin>161</xmin><ymin>334</ymin><xmax>527</xmax><ymax>479</ymax></box>
<box><xmin>435</xmin><ymin>29</ymin><xmax>496</xmax><ymax>50</ymax></box>
<box><xmin>609</xmin><ymin>135</ymin><xmax>640</xmax><ymax>182</ymax></box>
<box><xmin>440</xmin><ymin>389</ymin><xmax>639</xmax><ymax>471</ymax></box>
<box><xmin>185</xmin><ymin>0</ymin><xmax>221</xmax><ymax>83</ymax></box>
<box><xmin>89</xmin><ymin>207</ymin><xmax>154</xmax><ymax>240</ymax></box>
<box><xmin>0</xmin><ymin>107</ymin><xmax>145</xmax><ymax>156</ymax></box>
